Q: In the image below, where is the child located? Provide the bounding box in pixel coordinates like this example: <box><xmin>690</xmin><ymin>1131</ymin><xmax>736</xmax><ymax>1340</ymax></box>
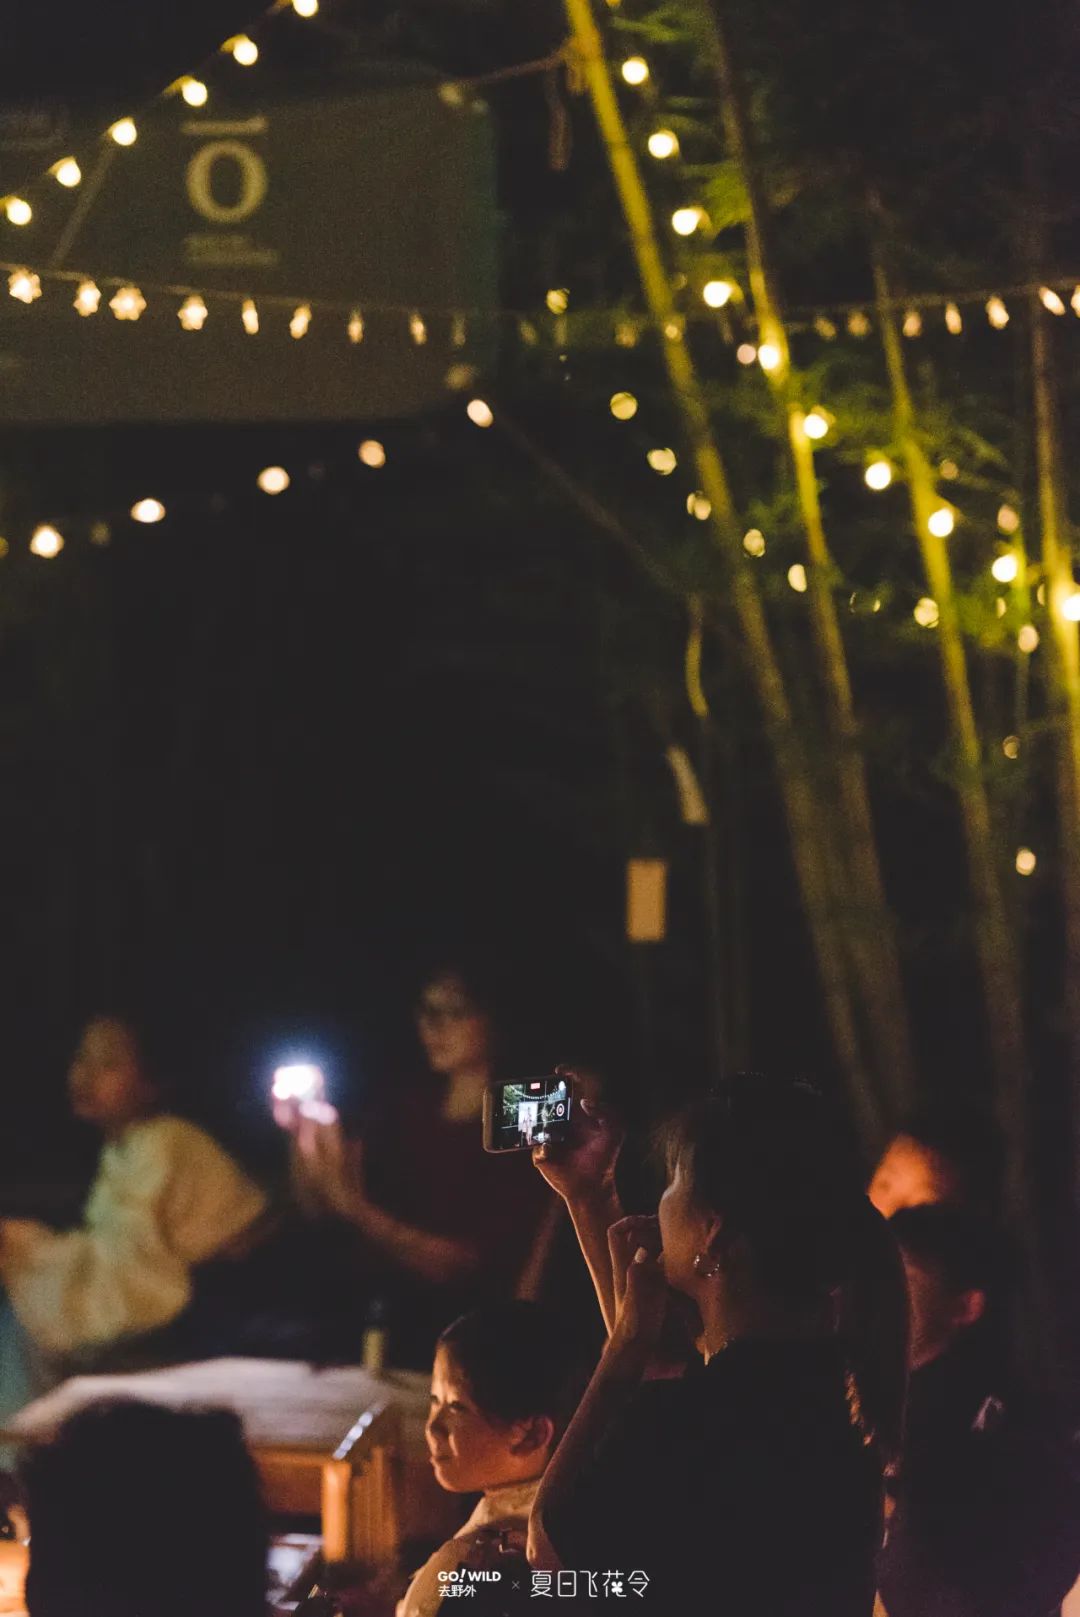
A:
<box><xmin>398</xmin><ymin>1301</ymin><xmax>587</xmax><ymax>1617</ymax></box>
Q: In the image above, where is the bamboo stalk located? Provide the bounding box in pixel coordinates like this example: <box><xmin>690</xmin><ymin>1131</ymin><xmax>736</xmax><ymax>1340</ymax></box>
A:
<box><xmin>563</xmin><ymin>0</ymin><xmax>882</xmax><ymax>1142</ymax></box>
<box><xmin>701</xmin><ymin>0</ymin><xmax>915</xmax><ymax>1121</ymax></box>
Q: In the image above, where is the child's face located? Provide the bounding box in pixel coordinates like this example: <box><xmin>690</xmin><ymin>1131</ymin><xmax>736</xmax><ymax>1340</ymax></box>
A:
<box><xmin>425</xmin><ymin>1347</ymin><xmax>545</xmax><ymax>1495</ymax></box>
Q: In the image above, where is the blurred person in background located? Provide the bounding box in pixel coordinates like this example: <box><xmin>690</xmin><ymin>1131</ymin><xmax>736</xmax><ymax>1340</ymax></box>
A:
<box><xmin>869</xmin><ymin>1110</ymin><xmax>1001</xmax><ymax>1220</ymax></box>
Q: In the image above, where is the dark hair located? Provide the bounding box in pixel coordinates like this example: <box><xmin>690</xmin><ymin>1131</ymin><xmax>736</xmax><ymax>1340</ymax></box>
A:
<box><xmin>21</xmin><ymin>1401</ymin><xmax>267</xmax><ymax>1617</ymax></box>
<box><xmin>438</xmin><ymin>1302</ymin><xmax>588</xmax><ymax>1433</ymax></box>
<box><xmin>79</xmin><ymin>1011</ymin><xmax>170</xmax><ymax>1098</ymax></box>
<box><xmin>889</xmin><ymin>1204</ymin><xmax>1001</xmax><ymax>1298</ymax></box>
<box><xmin>893</xmin><ymin>1108</ymin><xmax>1003</xmax><ymax>1212</ymax></box>
<box><xmin>662</xmin><ymin>1075</ymin><xmax>908</xmax><ymax>1468</ymax></box>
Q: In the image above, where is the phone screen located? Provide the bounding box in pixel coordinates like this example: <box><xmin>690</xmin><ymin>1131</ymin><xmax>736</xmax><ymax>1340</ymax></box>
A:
<box><xmin>484</xmin><ymin>1075</ymin><xmax>573</xmax><ymax>1153</ymax></box>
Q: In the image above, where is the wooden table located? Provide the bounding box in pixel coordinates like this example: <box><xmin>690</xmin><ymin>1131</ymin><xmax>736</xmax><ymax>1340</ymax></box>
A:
<box><xmin>9</xmin><ymin>1358</ymin><xmax>414</xmax><ymax>1565</ymax></box>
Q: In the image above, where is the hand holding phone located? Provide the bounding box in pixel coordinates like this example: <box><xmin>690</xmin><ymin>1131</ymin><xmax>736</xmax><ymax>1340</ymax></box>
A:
<box><xmin>528</xmin><ymin>1070</ymin><xmax>625</xmax><ymax>1203</ymax></box>
<box><xmin>271</xmin><ymin>1064</ymin><xmax>327</xmax><ymax>1132</ymax></box>
<box><xmin>482</xmin><ymin>1074</ymin><xmax>574</xmax><ymax>1153</ymax></box>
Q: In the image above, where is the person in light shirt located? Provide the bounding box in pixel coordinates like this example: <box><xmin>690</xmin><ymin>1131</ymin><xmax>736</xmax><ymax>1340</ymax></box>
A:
<box><xmin>0</xmin><ymin>1016</ymin><xmax>268</xmax><ymax>1426</ymax></box>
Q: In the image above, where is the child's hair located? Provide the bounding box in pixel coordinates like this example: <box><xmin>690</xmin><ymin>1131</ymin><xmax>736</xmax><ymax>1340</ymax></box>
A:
<box><xmin>437</xmin><ymin>1301</ymin><xmax>588</xmax><ymax>1437</ymax></box>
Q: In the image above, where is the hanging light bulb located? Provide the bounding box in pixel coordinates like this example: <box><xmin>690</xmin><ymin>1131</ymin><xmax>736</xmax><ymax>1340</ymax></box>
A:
<box><xmin>1018</xmin><ymin>624</ymin><xmax>1040</xmax><ymax>653</ymax></box>
<box><xmin>647</xmin><ymin>129</ymin><xmax>679</xmax><ymax>159</ymax></box>
<box><xmin>289</xmin><ymin>303</ymin><xmax>311</xmax><ymax>339</ymax></box>
<box><xmin>409</xmin><ymin>311</ymin><xmax>428</xmax><ymax>345</ymax></box>
<box><xmin>914</xmin><ymin>597</ymin><xmax>939</xmax><ymax>628</ymax></box>
<box><xmin>1002</xmin><ymin>735</ymin><xmax>1021</xmax><ymax>760</ymax></box>
<box><xmin>4</xmin><ymin>197</ymin><xmax>31</xmax><ymax>226</ymax></box>
<box><xmin>609</xmin><ymin>391</ymin><xmax>638</xmax><ymax>420</ymax></box>
<box><xmin>1015</xmin><ymin>847</ymin><xmax>1037</xmax><ymax>876</ymax></box>
<box><xmin>687</xmin><ymin>493</ymin><xmax>711</xmax><ymax>521</ymax></box>
<box><xmin>292</xmin><ymin>0</ymin><xmax>319</xmax><ymax>15</ymax></box>
<box><xmin>347</xmin><ymin>310</ymin><xmax>364</xmax><ymax>344</ymax></box>
<box><xmin>1062</xmin><ymin>590</ymin><xmax>1080</xmax><ymax>622</ymax></box>
<box><xmin>647</xmin><ymin>448</ymin><xmax>677</xmax><ymax>475</ymax></box>
<box><xmin>986</xmin><ymin>296</ymin><xmax>1009</xmax><ymax>329</ymax></box>
<box><xmin>621</xmin><ymin>57</ymin><xmax>649</xmax><ymax>85</ymax></box>
<box><xmin>997</xmin><ymin>504</ymin><xmax>1020</xmax><ymax>534</ymax></box>
<box><xmin>995</xmin><ymin>597</ymin><xmax>1007</xmax><ymax>618</ymax></box>
<box><xmin>902</xmin><ymin>308</ymin><xmax>922</xmax><ymax>338</ymax></box>
<box><xmin>546</xmin><ymin>288</ymin><xmax>569</xmax><ymax>315</ymax></box>
<box><xmin>241</xmin><ymin>298</ymin><xmax>259</xmax><ymax>335</ymax></box>
<box><xmin>466</xmin><ymin>398</ymin><xmax>494</xmax><ymax>428</ymax></box>
<box><xmin>1072</xmin><ymin>286</ymin><xmax>1080</xmax><ymax>317</ymax></box>
<box><xmin>229</xmin><ymin>34</ymin><xmax>259</xmax><ymax>65</ymax></box>
<box><xmin>108</xmin><ymin>118</ymin><xmax>137</xmax><ymax>146</ymax></box>
<box><xmin>847</xmin><ymin>311</ymin><xmax>871</xmax><ymax>337</ymax></box>
<box><xmin>1039</xmin><ymin>286</ymin><xmax>1066</xmax><ymax>315</ymax></box>
<box><xmin>180</xmin><ymin>78</ymin><xmax>208</xmax><ymax>107</ymax></box>
<box><xmin>736</xmin><ymin>343</ymin><xmax>757</xmax><ymax>365</ymax></box>
<box><xmin>743</xmin><ymin>528</ymin><xmax>766</xmax><ymax>557</ymax></box>
<box><xmin>813</xmin><ymin>315</ymin><xmax>838</xmax><ymax>339</ymax></box>
<box><xmin>702</xmin><ymin>279</ymin><xmax>733</xmax><ymax>308</ymax></box>
<box><xmin>109</xmin><ymin>285</ymin><xmax>145</xmax><ymax>320</ymax></box>
<box><xmin>257</xmin><ymin>466</ymin><xmax>290</xmax><ymax>495</ymax></box>
<box><xmin>73</xmin><ymin>280</ymin><xmax>101</xmax><ymax>316</ymax></box>
<box><xmin>927</xmin><ymin>507</ymin><xmax>955</xmax><ymax>538</ymax></box>
<box><xmin>944</xmin><ymin>302</ymin><xmax>963</xmax><ymax>334</ymax></box>
<box><xmin>8</xmin><ymin>269</ymin><xmax>40</xmax><ymax>303</ymax></box>
<box><xmin>757</xmin><ymin>343</ymin><xmax>782</xmax><ymax>372</ymax></box>
<box><xmin>358</xmin><ymin>440</ymin><xmax>386</xmax><ymax>468</ymax></box>
<box><xmin>991</xmin><ymin>552</ymin><xmax>1020</xmax><ymax>584</ymax></box>
<box><xmin>131</xmin><ymin>498</ymin><xmax>165</xmax><ymax>524</ymax></box>
<box><xmin>865</xmin><ymin>459</ymin><xmax>893</xmax><ymax>490</ymax></box>
<box><xmin>178</xmin><ymin>294</ymin><xmax>208</xmax><ymax>331</ymax></box>
<box><xmin>801</xmin><ymin>409</ymin><xmax>829</xmax><ymax>440</ymax></box>
<box><xmin>671</xmin><ymin>206</ymin><xmax>705</xmax><ymax>237</ymax></box>
<box><xmin>787</xmin><ymin>563</ymin><xmax>808</xmax><ymax>593</ymax></box>
<box><xmin>50</xmin><ymin>158</ymin><xmax>81</xmax><ymax>188</ymax></box>
<box><xmin>30</xmin><ymin>524</ymin><xmax>63</xmax><ymax>558</ymax></box>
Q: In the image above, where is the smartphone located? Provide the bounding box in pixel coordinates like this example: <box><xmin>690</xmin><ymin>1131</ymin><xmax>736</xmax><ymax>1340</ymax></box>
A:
<box><xmin>483</xmin><ymin>1075</ymin><xmax>574</xmax><ymax>1153</ymax></box>
<box><xmin>271</xmin><ymin>1063</ymin><xmax>330</xmax><ymax>1127</ymax></box>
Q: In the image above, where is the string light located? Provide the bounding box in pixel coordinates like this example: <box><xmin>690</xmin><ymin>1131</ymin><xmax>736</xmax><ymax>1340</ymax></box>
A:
<box><xmin>703</xmin><ymin>279</ymin><xmax>733</xmax><ymax>308</ymax></box>
<box><xmin>1061</xmin><ymin>590</ymin><xmax>1080</xmax><ymax>622</ymax></box>
<box><xmin>647</xmin><ymin>129</ymin><xmax>679</xmax><ymax>159</ymax></box>
<box><xmin>109</xmin><ymin>285</ymin><xmax>145</xmax><ymax>320</ymax></box>
<box><xmin>945</xmin><ymin>303</ymin><xmax>963</xmax><ymax>334</ymax></box>
<box><xmin>997</xmin><ymin>504</ymin><xmax>1020</xmax><ymax>534</ymax></box>
<box><xmin>30</xmin><ymin>525</ymin><xmax>63</xmax><ymax>558</ymax></box>
<box><xmin>1003</xmin><ymin>735</ymin><xmax>1021</xmax><ymax>760</ymax></box>
<box><xmin>228</xmin><ymin>35</ymin><xmax>259</xmax><ymax>65</ymax></box>
<box><xmin>131</xmin><ymin>498</ymin><xmax>165</xmax><ymax>524</ymax></box>
<box><xmin>927</xmin><ymin>507</ymin><xmax>955</xmax><ymax>538</ymax></box>
<box><xmin>109</xmin><ymin>118</ymin><xmax>138</xmax><ymax>146</ymax></box>
<box><xmin>292</xmin><ymin>0</ymin><xmax>319</xmax><ymax>15</ymax></box>
<box><xmin>914</xmin><ymin>597</ymin><xmax>939</xmax><ymax>628</ymax></box>
<box><xmin>743</xmin><ymin>528</ymin><xmax>766</xmax><ymax>557</ymax></box>
<box><xmin>621</xmin><ymin>57</ymin><xmax>649</xmax><ymax>85</ymax></box>
<box><xmin>257</xmin><ymin>466</ymin><xmax>290</xmax><ymax>495</ymax></box>
<box><xmin>358</xmin><ymin>440</ymin><xmax>386</xmax><ymax>468</ymax></box>
<box><xmin>1037</xmin><ymin>584</ymin><xmax>1047</xmax><ymax>606</ymax></box>
<box><xmin>466</xmin><ymin>398</ymin><xmax>494</xmax><ymax>428</ymax></box>
<box><xmin>647</xmin><ymin>448</ymin><xmax>677</xmax><ymax>475</ymax></box>
<box><xmin>801</xmin><ymin>409</ymin><xmax>829</xmax><ymax>440</ymax></box>
<box><xmin>757</xmin><ymin>343</ymin><xmax>782</xmax><ymax>372</ymax></box>
<box><xmin>813</xmin><ymin>315</ymin><xmax>837</xmax><ymax>339</ymax></box>
<box><xmin>847</xmin><ymin>311</ymin><xmax>871</xmax><ymax>337</ymax></box>
<box><xmin>865</xmin><ymin>459</ymin><xmax>893</xmax><ymax>490</ymax></box>
<box><xmin>787</xmin><ymin>563</ymin><xmax>808</xmax><ymax>593</ymax></box>
<box><xmin>736</xmin><ymin>343</ymin><xmax>757</xmax><ymax>365</ymax></box>
<box><xmin>8</xmin><ymin>269</ymin><xmax>40</xmax><ymax>303</ymax></box>
<box><xmin>178</xmin><ymin>294</ymin><xmax>208</xmax><ymax>331</ymax></box>
<box><xmin>242</xmin><ymin>298</ymin><xmax>259</xmax><ymax>334</ymax></box>
<box><xmin>1018</xmin><ymin>624</ymin><xmax>1040</xmax><ymax>653</ymax></box>
<box><xmin>74</xmin><ymin>280</ymin><xmax>101</xmax><ymax>316</ymax></box>
<box><xmin>902</xmin><ymin>309</ymin><xmax>922</xmax><ymax>338</ymax></box>
<box><xmin>5</xmin><ymin>197</ymin><xmax>31</xmax><ymax>226</ymax></box>
<box><xmin>451</xmin><ymin>313</ymin><xmax>467</xmax><ymax>348</ymax></box>
<box><xmin>1015</xmin><ymin>847</ymin><xmax>1037</xmax><ymax>876</ymax></box>
<box><xmin>347</xmin><ymin>310</ymin><xmax>364</xmax><ymax>344</ymax></box>
<box><xmin>986</xmin><ymin>296</ymin><xmax>1009</xmax><ymax>329</ymax></box>
<box><xmin>546</xmin><ymin>289</ymin><xmax>569</xmax><ymax>315</ymax></box>
<box><xmin>289</xmin><ymin>303</ymin><xmax>311</xmax><ymax>339</ymax></box>
<box><xmin>609</xmin><ymin>391</ymin><xmax>638</xmax><ymax>420</ymax></box>
<box><xmin>991</xmin><ymin>552</ymin><xmax>1019</xmax><ymax>584</ymax></box>
<box><xmin>180</xmin><ymin>78</ymin><xmax>208</xmax><ymax>107</ymax></box>
<box><xmin>939</xmin><ymin>459</ymin><xmax>959</xmax><ymax>480</ymax></box>
<box><xmin>50</xmin><ymin>158</ymin><xmax>81</xmax><ymax>188</ymax></box>
<box><xmin>409</xmin><ymin>311</ymin><xmax>428</xmax><ymax>345</ymax></box>
<box><xmin>687</xmin><ymin>493</ymin><xmax>711</xmax><ymax>521</ymax></box>
<box><xmin>672</xmin><ymin>207</ymin><xmax>705</xmax><ymax>236</ymax></box>
<box><xmin>995</xmin><ymin>597</ymin><xmax>1007</xmax><ymax>618</ymax></box>
<box><xmin>1039</xmin><ymin>286</ymin><xmax>1066</xmax><ymax>315</ymax></box>
<box><xmin>1072</xmin><ymin>286</ymin><xmax>1080</xmax><ymax>317</ymax></box>
<box><xmin>615</xmin><ymin>320</ymin><xmax>639</xmax><ymax>348</ymax></box>
<box><xmin>663</xmin><ymin>316</ymin><xmax>684</xmax><ymax>342</ymax></box>
<box><xmin>90</xmin><ymin>522</ymin><xmax>111</xmax><ymax>547</ymax></box>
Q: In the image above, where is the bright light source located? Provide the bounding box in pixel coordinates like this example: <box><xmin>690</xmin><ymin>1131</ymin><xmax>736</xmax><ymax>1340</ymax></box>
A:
<box><xmin>467</xmin><ymin>398</ymin><xmax>494</xmax><ymax>428</ymax></box>
<box><xmin>292</xmin><ymin>0</ymin><xmax>319</xmax><ymax>15</ymax></box>
<box><xmin>1003</xmin><ymin>735</ymin><xmax>1021</xmax><ymax>760</ymax></box>
<box><xmin>178</xmin><ymin>294</ymin><xmax>208</xmax><ymax>331</ymax></box>
<box><xmin>997</xmin><ymin>504</ymin><xmax>1020</xmax><ymax>534</ymax></box>
<box><xmin>802</xmin><ymin>409</ymin><xmax>828</xmax><ymax>440</ymax></box>
<box><xmin>1072</xmin><ymin>286</ymin><xmax>1080</xmax><ymax>317</ymax></box>
<box><xmin>787</xmin><ymin>563</ymin><xmax>808</xmax><ymax>593</ymax></box>
<box><xmin>865</xmin><ymin>459</ymin><xmax>892</xmax><ymax>490</ymax></box>
<box><xmin>230</xmin><ymin>34</ymin><xmax>259</xmax><ymax>65</ymax></box>
<box><xmin>743</xmin><ymin>528</ymin><xmax>765</xmax><ymax>557</ymax></box>
<box><xmin>180</xmin><ymin>78</ymin><xmax>208</xmax><ymax>107</ymax></box>
<box><xmin>30</xmin><ymin>524</ymin><xmax>63</xmax><ymax>558</ymax></box>
<box><xmin>814</xmin><ymin>316</ymin><xmax>837</xmax><ymax>339</ymax></box>
<box><xmin>736</xmin><ymin>343</ymin><xmax>757</xmax><ymax>365</ymax></box>
<box><xmin>848</xmin><ymin>311</ymin><xmax>871</xmax><ymax>336</ymax></box>
<box><xmin>687</xmin><ymin>492</ymin><xmax>711</xmax><ymax>521</ymax></box>
<box><xmin>409</xmin><ymin>311</ymin><xmax>428</xmax><ymax>345</ymax></box>
<box><xmin>131</xmin><ymin>498</ymin><xmax>165</xmax><ymax>524</ymax></box>
<box><xmin>242</xmin><ymin>298</ymin><xmax>259</xmax><ymax>335</ymax></box>
<box><xmin>51</xmin><ymin>158</ymin><xmax>81</xmax><ymax>188</ymax></box>
<box><xmin>109</xmin><ymin>118</ymin><xmax>137</xmax><ymax>147</ymax></box>
<box><xmin>928</xmin><ymin>507</ymin><xmax>955</xmax><ymax>538</ymax></box>
<box><xmin>610</xmin><ymin>391</ymin><xmax>638</xmax><ymax>421</ymax></box>
<box><xmin>289</xmin><ymin>303</ymin><xmax>311</xmax><ymax>340</ymax></box>
<box><xmin>621</xmin><ymin>56</ymin><xmax>649</xmax><ymax>85</ymax></box>
<box><xmin>74</xmin><ymin>280</ymin><xmax>101</xmax><ymax>316</ymax></box>
<box><xmin>1062</xmin><ymin>591</ymin><xmax>1080</xmax><ymax>622</ymax></box>
<box><xmin>757</xmin><ymin>342</ymin><xmax>781</xmax><ymax>372</ymax></box>
<box><xmin>703</xmin><ymin>279</ymin><xmax>733</xmax><ymax>308</ymax></box>
<box><xmin>271</xmin><ymin>1063</ymin><xmax>324</xmax><ymax>1100</ymax></box>
<box><xmin>944</xmin><ymin>302</ymin><xmax>963</xmax><ymax>334</ymax></box>
<box><xmin>991</xmin><ymin>553</ymin><xmax>1019</xmax><ymax>584</ymax></box>
<box><xmin>546</xmin><ymin>288</ymin><xmax>569</xmax><ymax>315</ymax></box>
<box><xmin>986</xmin><ymin>296</ymin><xmax>1009</xmax><ymax>328</ymax></box>
<box><xmin>939</xmin><ymin>459</ymin><xmax>959</xmax><ymax>480</ymax></box>
<box><xmin>347</xmin><ymin>310</ymin><xmax>364</xmax><ymax>344</ymax></box>
<box><xmin>671</xmin><ymin>206</ymin><xmax>704</xmax><ymax>236</ymax></box>
<box><xmin>648</xmin><ymin>129</ymin><xmax>678</xmax><ymax>159</ymax></box>
<box><xmin>257</xmin><ymin>466</ymin><xmax>290</xmax><ymax>495</ymax></box>
<box><xmin>1040</xmin><ymin>286</ymin><xmax>1066</xmax><ymax>315</ymax></box>
<box><xmin>1015</xmin><ymin>847</ymin><xmax>1037</xmax><ymax>876</ymax></box>
<box><xmin>914</xmin><ymin>597</ymin><xmax>939</xmax><ymax>628</ymax></box>
<box><xmin>359</xmin><ymin>440</ymin><xmax>386</xmax><ymax>468</ymax></box>
<box><xmin>647</xmin><ymin>448</ymin><xmax>677</xmax><ymax>475</ymax></box>
<box><xmin>902</xmin><ymin>309</ymin><xmax>922</xmax><ymax>338</ymax></box>
<box><xmin>109</xmin><ymin>285</ymin><xmax>145</xmax><ymax>321</ymax></box>
<box><xmin>1018</xmin><ymin>624</ymin><xmax>1040</xmax><ymax>653</ymax></box>
<box><xmin>5</xmin><ymin>197</ymin><xmax>31</xmax><ymax>226</ymax></box>
<box><xmin>8</xmin><ymin>269</ymin><xmax>40</xmax><ymax>303</ymax></box>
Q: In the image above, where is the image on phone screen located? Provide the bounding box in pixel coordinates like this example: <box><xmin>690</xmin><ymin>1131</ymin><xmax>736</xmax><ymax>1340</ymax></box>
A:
<box><xmin>485</xmin><ymin>1076</ymin><xmax>572</xmax><ymax>1152</ymax></box>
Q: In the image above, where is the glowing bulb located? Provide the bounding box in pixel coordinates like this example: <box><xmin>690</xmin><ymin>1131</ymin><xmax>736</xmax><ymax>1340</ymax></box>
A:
<box><xmin>1040</xmin><ymin>286</ymin><xmax>1066</xmax><ymax>315</ymax></box>
<box><xmin>663</xmin><ymin>317</ymin><xmax>684</xmax><ymax>341</ymax></box>
<box><xmin>347</xmin><ymin>310</ymin><xmax>364</xmax><ymax>344</ymax></box>
<box><xmin>1062</xmin><ymin>590</ymin><xmax>1080</xmax><ymax>622</ymax></box>
<box><xmin>848</xmin><ymin>311</ymin><xmax>871</xmax><ymax>337</ymax></box>
<box><xmin>621</xmin><ymin>57</ymin><xmax>649</xmax><ymax>85</ymax></box>
<box><xmin>998</xmin><ymin>504</ymin><xmax>1020</xmax><ymax>534</ymax></box>
<box><xmin>178</xmin><ymin>294</ymin><xmax>208</xmax><ymax>331</ymax></box>
<box><xmin>902</xmin><ymin>309</ymin><xmax>922</xmax><ymax>338</ymax></box>
<box><xmin>467</xmin><ymin>398</ymin><xmax>494</xmax><ymax>428</ymax></box>
<box><xmin>865</xmin><ymin>459</ymin><xmax>892</xmax><ymax>490</ymax></box>
<box><xmin>945</xmin><ymin>302</ymin><xmax>963</xmax><ymax>334</ymax></box>
<box><xmin>292</xmin><ymin>0</ymin><xmax>319</xmax><ymax>15</ymax></box>
<box><xmin>289</xmin><ymin>303</ymin><xmax>311</xmax><ymax>340</ymax></box>
<box><xmin>813</xmin><ymin>316</ymin><xmax>837</xmax><ymax>340</ymax></box>
<box><xmin>1018</xmin><ymin>624</ymin><xmax>1039</xmax><ymax>654</ymax></box>
<box><xmin>257</xmin><ymin>466</ymin><xmax>290</xmax><ymax>495</ymax></box>
<box><xmin>230</xmin><ymin>34</ymin><xmax>259</xmax><ymax>65</ymax></box>
<box><xmin>5</xmin><ymin>197</ymin><xmax>31</xmax><ymax>226</ymax></box>
<box><xmin>131</xmin><ymin>498</ymin><xmax>165</xmax><ymax>524</ymax></box>
<box><xmin>180</xmin><ymin>78</ymin><xmax>208</xmax><ymax>107</ymax></box>
<box><xmin>986</xmin><ymin>296</ymin><xmax>1009</xmax><ymax>329</ymax></box>
<box><xmin>647</xmin><ymin>448</ymin><xmax>677</xmax><ymax>476</ymax></box>
<box><xmin>939</xmin><ymin>459</ymin><xmax>959</xmax><ymax>480</ymax></box>
<box><xmin>1003</xmin><ymin>735</ymin><xmax>1021</xmax><ymax>760</ymax></box>
<box><xmin>1037</xmin><ymin>584</ymin><xmax>1047</xmax><ymax>606</ymax></box>
<box><xmin>610</xmin><ymin>391</ymin><xmax>638</xmax><ymax>421</ymax></box>
<box><xmin>671</xmin><ymin>207</ymin><xmax>704</xmax><ymax>236</ymax></box>
<box><xmin>687</xmin><ymin>493</ymin><xmax>711</xmax><ymax>521</ymax></box>
<box><xmin>995</xmin><ymin>597</ymin><xmax>1007</xmax><ymax>618</ymax></box>
<box><xmin>109</xmin><ymin>118</ymin><xmax>137</xmax><ymax>146</ymax></box>
<box><xmin>546</xmin><ymin>288</ymin><xmax>569</xmax><ymax>315</ymax></box>
<box><xmin>757</xmin><ymin>343</ymin><xmax>782</xmax><ymax>372</ymax></box>
<box><xmin>703</xmin><ymin>279</ymin><xmax>733</xmax><ymax>308</ymax></box>
<box><xmin>241</xmin><ymin>298</ymin><xmax>259</xmax><ymax>335</ymax></box>
<box><xmin>409</xmin><ymin>311</ymin><xmax>428</xmax><ymax>345</ymax></box>
<box><xmin>914</xmin><ymin>598</ymin><xmax>939</xmax><ymax>628</ymax></box>
<box><xmin>1072</xmin><ymin>286</ymin><xmax>1080</xmax><ymax>317</ymax></box>
<box><xmin>927</xmin><ymin>507</ymin><xmax>955</xmax><ymax>538</ymax></box>
<box><xmin>51</xmin><ymin>158</ymin><xmax>81</xmax><ymax>188</ymax></box>
<box><xmin>736</xmin><ymin>343</ymin><xmax>757</xmax><ymax>365</ymax></box>
<box><xmin>648</xmin><ymin>129</ymin><xmax>679</xmax><ymax>159</ymax></box>
<box><xmin>8</xmin><ymin>269</ymin><xmax>40</xmax><ymax>303</ymax></box>
<box><xmin>991</xmin><ymin>553</ymin><xmax>1019</xmax><ymax>584</ymax></box>
<box><xmin>1015</xmin><ymin>847</ymin><xmax>1037</xmax><ymax>876</ymax></box>
<box><xmin>74</xmin><ymin>280</ymin><xmax>100</xmax><ymax>316</ymax></box>
<box><xmin>109</xmin><ymin>285</ymin><xmax>145</xmax><ymax>321</ymax></box>
<box><xmin>787</xmin><ymin>563</ymin><xmax>808</xmax><ymax>593</ymax></box>
<box><xmin>359</xmin><ymin>440</ymin><xmax>386</xmax><ymax>468</ymax></box>
<box><xmin>30</xmin><ymin>524</ymin><xmax>63</xmax><ymax>558</ymax></box>
<box><xmin>743</xmin><ymin>528</ymin><xmax>766</xmax><ymax>557</ymax></box>
<box><xmin>802</xmin><ymin>409</ymin><xmax>828</xmax><ymax>440</ymax></box>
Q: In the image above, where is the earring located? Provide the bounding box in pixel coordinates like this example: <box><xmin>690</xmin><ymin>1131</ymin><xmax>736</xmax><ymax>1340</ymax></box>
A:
<box><xmin>692</xmin><ymin>1251</ymin><xmax>721</xmax><ymax>1279</ymax></box>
